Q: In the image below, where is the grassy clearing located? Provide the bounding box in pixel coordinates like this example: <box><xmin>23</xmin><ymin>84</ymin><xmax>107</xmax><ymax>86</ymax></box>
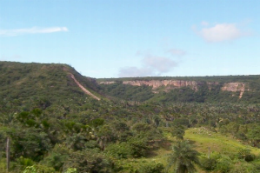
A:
<box><xmin>123</xmin><ymin>127</ymin><xmax>260</xmax><ymax>172</ymax></box>
<box><xmin>185</xmin><ymin>127</ymin><xmax>260</xmax><ymax>156</ymax></box>
<box><xmin>2</xmin><ymin>127</ymin><xmax>260</xmax><ymax>172</ymax></box>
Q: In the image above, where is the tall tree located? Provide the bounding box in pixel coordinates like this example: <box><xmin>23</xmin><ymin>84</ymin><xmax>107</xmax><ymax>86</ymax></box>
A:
<box><xmin>167</xmin><ymin>140</ymin><xmax>199</xmax><ymax>173</ymax></box>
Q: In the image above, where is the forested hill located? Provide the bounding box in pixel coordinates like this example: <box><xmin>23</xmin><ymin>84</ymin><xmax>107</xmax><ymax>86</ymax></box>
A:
<box><xmin>0</xmin><ymin>61</ymin><xmax>101</xmax><ymax>112</ymax></box>
<box><xmin>98</xmin><ymin>75</ymin><xmax>260</xmax><ymax>103</ymax></box>
<box><xmin>2</xmin><ymin>61</ymin><xmax>260</xmax><ymax>106</ymax></box>
<box><xmin>2</xmin><ymin>61</ymin><xmax>260</xmax><ymax>172</ymax></box>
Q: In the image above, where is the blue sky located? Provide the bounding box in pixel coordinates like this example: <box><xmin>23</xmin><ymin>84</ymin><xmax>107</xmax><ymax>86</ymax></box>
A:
<box><xmin>0</xmin><ymin>0</ymin><xmax>259</xmax><ymax>78</ymax></box>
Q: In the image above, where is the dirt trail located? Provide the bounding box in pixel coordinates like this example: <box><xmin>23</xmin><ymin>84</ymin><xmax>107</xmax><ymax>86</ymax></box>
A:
<box><xmin>69</xmin><ymin>73</ymin><xmax>100</xmax><ymax>100</ymax></box>
<box><xmin>239</xmin><ymin>90</ymin><xmax>244</xmax><ymax>99</ymax></box>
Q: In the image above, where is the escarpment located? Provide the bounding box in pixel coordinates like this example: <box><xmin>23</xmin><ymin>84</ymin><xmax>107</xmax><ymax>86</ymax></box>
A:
<box><xmin>99</xmin><ymin>81</ymin><xmax>115</xmax><ymax>85</ymax></box>
<box><xmin>99</xmin><ymin>80</ymin><xmax>249</xmax><ymax>99</ymax></box>
<box><xmin>221</xmin><ymin>82</ymin><xmax>246</xmax><ymax>99</ymax></box>
<box><xmin>122</xmin><ymin>80</ymin><xmax>199</xmax><ymax>90</ymax></box>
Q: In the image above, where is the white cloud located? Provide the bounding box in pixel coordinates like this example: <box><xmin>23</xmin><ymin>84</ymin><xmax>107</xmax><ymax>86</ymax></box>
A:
<box><xmin>0</xmin><ymin>55</ymin><xmax>21</xmax><ymax>60</ymax></box>
<box><xmin>201</xmin><ymin>21</ymin><xmax>209</xmax><ymax>26</ymax></box>
<box><xmin>119</xmin><ymin>67</ymin><xmax>154</xmax><ymax>77</ymax></box>
<box><xmin>0</xmin><ymin>27</ymin><xmax>68</xmax><ymax>36</ymax></box>
<box><xmin>167</xmin><ymin>48</ymin><xmax>186</xmax><ymax>56</ymax></box>
<box><xmin>196</xmin><ymin>22</ymin><xmax>248</xmax><ymax>42</ymax></box>
<box><xmin>143</xmin><ymin>55</ymin><xmax>177</xmax><ymax>73</ymax></box>
<box><xmin>119</xmin><ymin>54</ymin><xmax>178</xmax><ymax>77</ymax></box>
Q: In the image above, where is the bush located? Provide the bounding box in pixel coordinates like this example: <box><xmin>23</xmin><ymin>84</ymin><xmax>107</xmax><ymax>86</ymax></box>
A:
<box><xmin>230</xmin><ymin>162</ymin><xmax>258</xmax><ymax>173</ymax></box>
<box><xmin>40</xmin><ymin>145</ymin><xmax>71</xmax><ymax>171</ymax></box>
<box><xmin>64</xmin><ymin>168</ymin><xmax>78</xmax><ymax>173</ymax></box>
<box><xmin>199</xmin><ymin>156</ymin><xmax>216</xmax><ymax>170</ymax></box>
<box><xmin>62</xmin><ymin>149</ymin><xmax>113</xmax><ymax>173</ymax></box>
<box><xmin>139</xmin><ymin>162</ymin><xmax>165</xmax><ymax>173</ymax></box>
<box><xmin>170</xmin><ymin>125</ymin><xmax>185</xmax><ymax>140</ymax></box>
<box><xmin>215</xmin><ymin>155</ymin><xmax>232</xmax><ymax>173</ymax></box>
<box><xmin>236</xmin><ymin>148</ymin><xmax>255</xmax><ymax>162</ymax></box>
<box><xmin>16</xmin><ymin>156</ymin><xmax>34</xmax><ymax>170</ymax></box>
<box><xmin>105</xmin><ymin>143</ymin><xmax>130</xmax><ymax>159</ymax></box>
<box><xmin>23</xmin><ymin>165</ymin><xmax>56</xmax><ymax>173</ymax></box>
<box><xmin>128</xmin><ymin>137</ymin><xmax>150</xmax><ymax>158</ymax></box>
<box><xmin>245</xmin><ymin>154</ymin><xmax>255</xmax><ymax>162</ymax></box>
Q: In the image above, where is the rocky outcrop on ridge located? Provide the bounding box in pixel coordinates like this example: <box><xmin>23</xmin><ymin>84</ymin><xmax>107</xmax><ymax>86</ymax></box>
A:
<box><xmin>99</xmin><ymin>80</ymin><xmax>248</xmax><ymax>99</ymax></box>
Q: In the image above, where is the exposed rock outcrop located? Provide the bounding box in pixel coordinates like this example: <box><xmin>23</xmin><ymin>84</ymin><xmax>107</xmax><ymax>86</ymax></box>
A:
<box><xmin>122</xmin><ymin>80</ymin><xmax>198</xmax><ymax>90</ymax></box>
<box><xmin>99</xmin><ymin>81</ymin><xmax>115</xmax><ymax>85</ymax></box>
<box><xmin>206</xmin><ymin>82</ymin><xmax>219</xmax><ymax>90</ymax></box>
<box><xmin>221</xmin><ymin>82</ymin><xmax>246</xmax><ymax>99</ymax></box>
<box><xmin>99</xmin><ymin>80</ymin><xmax>248</xmax><ymax>99</ymax></box>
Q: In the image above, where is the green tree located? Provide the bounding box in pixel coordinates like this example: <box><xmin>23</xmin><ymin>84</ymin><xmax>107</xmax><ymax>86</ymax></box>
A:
<box><xmin>167</xmin><ymin>140</ymin><xmax>199</xmax><ymax>173</ymax></box>
<box><xmin>139</xmin><ymin>162</ymin><xmax>165</xmax><ymax>173</ymax></box>
<box><xmin>247</xmin><ymin>125</ymin><xmax>260</xmax><ymax>147</ymax></box>
<box><xmin>171</xmin><ymin>125</ymin><xmax>185</xmax><ymax>140</ymax></box>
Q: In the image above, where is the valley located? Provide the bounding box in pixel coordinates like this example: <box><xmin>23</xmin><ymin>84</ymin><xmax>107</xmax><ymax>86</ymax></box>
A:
<box><xmin>1</xmin><ymin>61</ymin><xmax>260</xmax><ymax>173</ymax></box>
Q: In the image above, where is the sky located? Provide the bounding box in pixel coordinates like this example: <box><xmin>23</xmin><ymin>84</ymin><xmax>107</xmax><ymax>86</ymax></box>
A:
<box><xmin>0</xmin><ymin>0</ymin><xmax>259</xmax><ymax>78</ymax></box>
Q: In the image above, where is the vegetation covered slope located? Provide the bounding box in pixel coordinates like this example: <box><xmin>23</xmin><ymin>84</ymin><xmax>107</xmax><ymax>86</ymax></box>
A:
<box><xmin>98</xmin><ymin>75</ymin><xmax>260</xmax><ymax>103</ymax></box>
<box><xmin>0</xmin><ymin>61</ymin><xmax>100</xmax><ymax>112</ymax></box>
<box><xmin>1</xmin><ymin>61</ymin><xmax>260</xmax><ymax>173</ymax></box>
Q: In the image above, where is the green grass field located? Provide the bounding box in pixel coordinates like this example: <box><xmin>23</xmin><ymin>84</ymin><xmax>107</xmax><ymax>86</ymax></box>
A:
<box><xmin>116</xmin><ymin>127</ymin><xmax>260</xmax><ymax>172</ymax></box>
<box><xmin>185</xmin><ymin>127</ymin><xmax>260</xmax><ymax>155</ymax></box>
<box><xmin>2</xmin><ymin>127</ymin><xmax>260</xmax><ymax>173</ymax></box>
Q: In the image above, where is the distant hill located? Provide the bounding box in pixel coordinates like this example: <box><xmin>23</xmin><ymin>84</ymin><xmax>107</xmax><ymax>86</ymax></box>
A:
<box><xmin>0</xmin><ymin>61</ymin><xmax>101</xmax><ymax>112</ymax></box>
<box><xmin>98</xmin><ymin>75</ymin><xmax>260</xmax><ymax>103</ymax></box>
<box><xmin>2</xmin><ymin>61</ymin><xmax>260</xmax><ymax>110</ymax></box>
<box><xmin>2</xmin><ymin>61</ymin><xmax>260</xmax><ymax>173</ymax></box>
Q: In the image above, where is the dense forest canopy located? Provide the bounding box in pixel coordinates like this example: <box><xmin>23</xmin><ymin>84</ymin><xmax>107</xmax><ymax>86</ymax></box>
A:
<box><xmin>1</xmin><ymin>61</ymin><xmax>260</xmax><ymax>173</ymax></box>
<box><xmin>98</xmin><ymin>76</ymin><xmax>260</xmax><ymax>104</ymax></box>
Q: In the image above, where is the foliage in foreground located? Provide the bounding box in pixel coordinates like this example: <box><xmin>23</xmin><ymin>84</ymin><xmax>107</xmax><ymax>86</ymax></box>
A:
<box><xmin>2</xmin><ymin>62</ymin><xmax>260</xmax><ymax>172</ymax></box>
<box><xmin>167</xmin><ymin>140</ymin><xmax>199</xmax><ymax>173</ymax></box>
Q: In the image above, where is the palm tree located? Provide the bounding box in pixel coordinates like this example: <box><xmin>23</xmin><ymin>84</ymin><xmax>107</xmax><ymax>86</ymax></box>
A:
<box><xmin>0</xmin><ymin>113</ymin><xmax>16</xmax><ymax>173</ymax></box>
<box><xmin>167</xmin><ymin>140</ymin><xmax>199</xmax><ymax>173</ymax></box>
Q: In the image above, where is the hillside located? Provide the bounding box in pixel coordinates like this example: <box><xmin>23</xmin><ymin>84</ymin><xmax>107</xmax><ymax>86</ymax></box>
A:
<box><xmin>1</xmin><ymin>61</ymin><xmax>260</xmax><ymax>173</ymax></box>
<box><xmin>98</xmin><ymin>75</ymin><xmax>260</xmax><ymax>103</ymax></box>
<box><xmin>0</xmin><ymin>61</ymin><xmax>101</xmax><ymax>113</ymax></box>
<box><xmin>2</xmin><ymin>61</ymin><xmax>260</xmax><ymax>106</ymax></box>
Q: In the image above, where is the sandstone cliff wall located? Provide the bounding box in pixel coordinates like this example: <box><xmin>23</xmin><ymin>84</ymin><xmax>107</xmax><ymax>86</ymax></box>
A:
<box><xmin>221</xmin><ymin>82</ymin><xmax>246</xmax><ymax>98</ymax></box>
<box><xmin>99</xmin><ymin>81</ymin><xmax>115</xmax><ymax>84</ymax></box>
<box><xmin>99</xmin><ymin>80</ymin><xmax>248</xmax><ymax>98</ymax></box>
<box><xmin>122</xmin><ymin>80</ymin><xmax>198</xmax><ymax>90</ymax></box>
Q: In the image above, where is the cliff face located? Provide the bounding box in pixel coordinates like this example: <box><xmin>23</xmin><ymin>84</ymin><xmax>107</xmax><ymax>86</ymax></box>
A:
<box><xmin>99</xmin><ymin>81</ymin><xmax>115</xmax><ymax>85</ymax></box>
<box><xmin>99</xmin><ymin>80</ymin><xmax>248</xmax><ymax>99</ymax></box>
<box><xmin>122</xmin><ymin>80</ymin><xmax>198</xmax><ymax>90</ymax></box>
<box><xmin>221</xmin><ymin>82</ymin><xmax>246</xmax><ymax>98</ymax></box>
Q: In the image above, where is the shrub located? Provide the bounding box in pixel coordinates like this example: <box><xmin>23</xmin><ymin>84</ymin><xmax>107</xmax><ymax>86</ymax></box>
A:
<box><xmin>63</xmin><ymin>149</ymin><xmax>113</xmax><ymax>173</ymax></box>
<box><xmin>64</xmin><ymin>168</ymin><xmax>78</xmax><ymax>173</ymax></box>
<box><xmin>128</xmin><ymin>137</ymin><xmax>150</xmax><ymax>158</ymax></box>
<box><xmin>105</xmin><ymin>143</ymin><xmax>130</xmax><ymax>159</ymax></box>
<box><xmin>199</xmin><ymin>156</ymin><xmax>216</xmax><ymax>170</ymax></box>
<box><xmin>139</xmin><ymin>162</ymin><xmax>165</xmax><ymax>173</ymax></box>
<box><xmin>16</xmin><ymin>156</ymin><xmax>34</xmax><ymax>170</ymax></box>
<box><xmin>23</xmin><ymin>165</ymin><xmax>56</xmax><ymax>173</ymax></box>
<box><xmin>236</xmin><ymin>148</ymin><xmax>255</xmax><ymax>162</ymax></box>
<box><xmin>245</xmin><ymin>154</ymin><xmax>255</xmax><ymax>162</ymax></box>
<box><xmin>230</xmin><ymin>162</ymin><xmax>258</xmax><ymax>173</ymax></box>
<box><xmin>215</xmin><ymin>155</ymin><xmax>232</xmax><ymax>173</ymax></box>
<box><xmin>40</xmin><ymin>145</ymin><xmax>70</xmax><ymax>171</ymax></box>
